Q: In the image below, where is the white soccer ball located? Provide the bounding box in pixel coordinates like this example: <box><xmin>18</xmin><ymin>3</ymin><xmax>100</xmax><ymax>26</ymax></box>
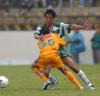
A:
<box><xmin>0</xmin><ymin>76</ymin><xmax>8</xmax><ymax>88</ymax></box>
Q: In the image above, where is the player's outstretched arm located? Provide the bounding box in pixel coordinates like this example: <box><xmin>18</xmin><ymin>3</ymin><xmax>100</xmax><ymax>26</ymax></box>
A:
<box><xmin>71</xmin><ymin>21</ymin><xmax>93</xmax><ymax>30</ymax></box>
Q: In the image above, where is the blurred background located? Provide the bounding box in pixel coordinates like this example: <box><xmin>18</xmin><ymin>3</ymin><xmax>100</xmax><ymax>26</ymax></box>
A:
<box><xmin>0</xmin><ymin>0</ymin><xmax>100</xmax><ymax>65</ymax></box>
<box><xmin>0</xmin><ymin>0</ymin><xmax>100</xmax><ymax>30</ymax></box>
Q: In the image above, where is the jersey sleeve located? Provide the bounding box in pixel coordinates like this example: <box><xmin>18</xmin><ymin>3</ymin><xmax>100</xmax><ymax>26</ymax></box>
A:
<box><xmin>55</xmin><ymin>22</ymin><xmax>71</xmax><ymax>37</ymax></box>
<box><xmin>34</xmin><ymin>26</ymin><xmax>41</xmax><ymax>36</ymax></box>
<box><xmin>62</xmin><ymin>23</ymin><xmax>71</xmax><ymax>33</ymax></box>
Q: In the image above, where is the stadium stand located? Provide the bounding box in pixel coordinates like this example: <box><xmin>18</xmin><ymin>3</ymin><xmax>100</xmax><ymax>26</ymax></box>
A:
<box><xmin>0</xmin><ymin>0</ymin><xmax>100</xmax><ymax>30</ymax></box>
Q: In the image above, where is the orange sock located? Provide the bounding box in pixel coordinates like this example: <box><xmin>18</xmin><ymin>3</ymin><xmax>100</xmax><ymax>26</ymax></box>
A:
<box><xmin>66</xmin><ymin>71</ymin><xmax>83</xmax><ymax>90</ymax></box>
<box><xmin>33</xmin><ymin>68</ymin><xmax>48</xmax><ymax>81</ymax></box>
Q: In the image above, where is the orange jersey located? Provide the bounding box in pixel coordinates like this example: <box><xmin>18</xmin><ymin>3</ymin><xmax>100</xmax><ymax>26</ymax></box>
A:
<box><xmin>38</xmin><ymin>33</ymin><xmax>67</xmax><ymax>56</ymax></box>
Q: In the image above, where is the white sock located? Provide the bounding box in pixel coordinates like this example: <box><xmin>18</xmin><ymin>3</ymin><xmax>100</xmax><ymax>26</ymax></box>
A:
<box><xmin>48</xmin><ymin>74</ymin><xmax>52</xmax><ymax>79</ymax></box>
<box><xmin>78</xmin><ymin>70</ymin><xmax>90</xmax><ymax>85</ymax></box>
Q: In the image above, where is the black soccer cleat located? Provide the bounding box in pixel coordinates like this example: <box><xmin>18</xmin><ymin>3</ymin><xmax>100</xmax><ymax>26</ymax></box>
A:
<box><xmin>42</xmin><ymin>81</ymin><xmax>51</xmax><ymax>90</ymax></box>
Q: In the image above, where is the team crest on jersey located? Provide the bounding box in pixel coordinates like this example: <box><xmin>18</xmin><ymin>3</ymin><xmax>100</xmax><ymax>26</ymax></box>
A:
<box><xmin>48</xmin><ymin>39</ymin><xmax>55</xmax><ymax>46</ymax></box>
<box><xmin>41</xmin><ymin>41</ymin><xmax>47</xmax><ymax>47</ymax></box>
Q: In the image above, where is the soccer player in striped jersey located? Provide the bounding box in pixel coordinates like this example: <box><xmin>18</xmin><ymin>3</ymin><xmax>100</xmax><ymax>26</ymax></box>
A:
<box><xmin>32</xmin><ymin>9</ymin><xmax>95</xmax><ymax>90</ymax></box>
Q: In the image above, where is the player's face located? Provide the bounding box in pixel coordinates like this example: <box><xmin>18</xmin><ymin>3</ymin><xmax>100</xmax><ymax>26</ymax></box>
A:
<box><xmin>44</xmin><ymin>14</ymin><xmax>55</xmax><ymax>26</ymax></box>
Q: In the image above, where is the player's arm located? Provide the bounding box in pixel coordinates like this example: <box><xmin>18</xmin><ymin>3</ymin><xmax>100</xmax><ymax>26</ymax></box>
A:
<box><xmin>60</xmin><ymin>23</ymin><xmax>71</xmax><ymax>34</ymax></box>
<box><xmin>62</xmin><ymin>23</ymin><xmax>84</xmax><ymax>33</ymax></box>
<box><xmin>71</xmin><ymin>21</ymin><xmax>92</xmax><ymax>30</ymax></box>
<box><xmin>71</xmin><ymin>24</ymin><xmax>84</xmax><ymax>30</ymax></box>
<box><xmin>34</xmin><ymin>26</ymin><xmax>44</xmax><ymax>40</ymax></box>
<box><xmin>34</xmin><ymin>26</ymin><xmax>41</xmax><ymax>39</ymax></box>
<box><xmin>63</xmin><ymin>21</ymin><xmax>92</xmax><ymax>31</ymax></box>
<box><xmin>34</xmin><ymin>33</ymin><xmax>40</xmax><ymax>39</ymax></box>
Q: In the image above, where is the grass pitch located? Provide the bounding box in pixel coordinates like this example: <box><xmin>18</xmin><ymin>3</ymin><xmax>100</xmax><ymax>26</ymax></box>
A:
<box><xmin>0</xmin><ymin>64</ymin><xmax>100</xmax><ymax>96</ymax></box>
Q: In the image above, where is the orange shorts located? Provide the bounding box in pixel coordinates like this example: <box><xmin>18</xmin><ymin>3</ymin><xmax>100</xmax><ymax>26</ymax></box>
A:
<box><xmin>37</xmin><ymin>53</ymin><xmax>64</xmax><ymax>69</ymax></box>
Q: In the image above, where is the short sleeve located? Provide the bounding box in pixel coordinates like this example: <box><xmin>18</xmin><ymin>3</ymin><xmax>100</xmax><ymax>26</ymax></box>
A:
<box><xmin>34</xmin><ymin>26</ymin><xmax>41</xmax><ymax>36</ymax></box>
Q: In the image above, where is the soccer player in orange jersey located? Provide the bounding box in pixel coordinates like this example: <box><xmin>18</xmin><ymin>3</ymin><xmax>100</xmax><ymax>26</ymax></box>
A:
<box><xmin>33</xmin><ymin>28</ymin><xmax>83</xmax><ymax>90</ymax></box>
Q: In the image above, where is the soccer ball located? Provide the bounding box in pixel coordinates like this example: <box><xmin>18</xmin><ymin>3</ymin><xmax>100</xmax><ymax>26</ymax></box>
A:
<box><xmin>0</xmin><ymin>76</ymin><xmax>8</xmax><ymax>88</ymax></box>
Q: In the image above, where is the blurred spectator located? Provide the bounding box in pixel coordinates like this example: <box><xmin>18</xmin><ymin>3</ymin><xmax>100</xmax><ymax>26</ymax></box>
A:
<box><xmin>9</xmin><ymin>0</ymin><xmax>21</xmax><ymax>8</ymax></box>
<box><xmin>0</xmin><ymin>0</ymin><xmax>7</xmax><ymax>7</ymax></box>
<box><xmin>69</xmin><ymin>0</ymin><xmax>75</xmax><ymax>7</ymax></box>
<box><xmin>34</xmin><ymin>0</ymin><xmax>44</xmax><ymax>8</ymax></box>
<box><xmin>69</xmin><ymin>30</ymin><xmax>85</xmax><ymax>64</ymax></box>
<box><xmin>41</xmin><ymin>0</ymin><xmax>46</xmax><ymax>8</ymax></box>
<box><xmin>80</xmin><ymin>0</ymin><xmax>85</xmax><ymax>7</ymax></box>
<box><xmin>57</xmin><ymin>0</ymin><xmax>63</xmax><ymax>8</ymax></box>
<box><xmin>47</xmin><ymin>0</ymin><xmax>53</xmax><ymax>8</ymax></box>
<box><xmin>88</xmin><ymin>0</ymin><xmax>97</xmax><ymax>7</ymax></box>
<box><xmin>20</xmin><ymin>0</ymin><xmax>34</xmax><ymax>9</ymax></box>
<box><xmin>69</xmin><ymin>0</ymin><xmax>85</xmax><ymax>7</ymax></box>
<box><xmin>46</xmin><ymin>0</ymin><xmax>59</xmax><ymax>8</ymax></box>
<box><xmin>91</xmin><ymin>25</ymin><xmax>100</xmax><ymax>64</ymax></box>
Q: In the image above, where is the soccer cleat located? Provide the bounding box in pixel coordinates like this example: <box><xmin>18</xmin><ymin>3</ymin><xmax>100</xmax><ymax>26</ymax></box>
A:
<box><xmin>49</xmin><ymin>76</ymin><xmax>58</xmax><ymax>89</ymax></box>
<box><xmin>88</xmin><ymin>83</ymin><xmax>95</xmax><ymax>90</ymax></box>
<box><xmin>42</xmin><ymin>80</ymin><xmax>51</xmax><ymax>90</ymax></box>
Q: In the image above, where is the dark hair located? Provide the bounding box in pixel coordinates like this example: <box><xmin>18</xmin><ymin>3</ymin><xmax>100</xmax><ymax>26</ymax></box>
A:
<box><xmin>44</xmin><ymin>9</ymin><xmax>56</xmax><ymax>18</ymax></box>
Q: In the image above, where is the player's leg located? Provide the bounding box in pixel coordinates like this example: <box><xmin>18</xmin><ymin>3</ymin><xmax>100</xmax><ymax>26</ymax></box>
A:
<box><xmin>32</xmin><ymin>58</ymin><xmax>50</xmax><ymax>81</ymax></box>
<box><xmin>43</xmin><ymin>64</ymin><xmax>51</xmax><ymax>78</ymax></box>
<box><xmin>59</xmin><ymin>45</ymin><xmax>95</xmax><ymax>89</ymax></box>
<box><xmin>32</xmin><ymin>59</ymin><xmax>58</xmax><ymax>89</ymax></box>
<box><xmin>33</xmin><ymin>67</ymin><xmax>48</xmax><ymax>81</ymax></box>
<box><xmin>32</xmin><ymin>59</ymin><xmax>48</xmax><ymax>81</ymax></box>
<box><xmin>32</xmin><ymin>65</ymin><xmax>51</xmax><ymax>90</ymax></box>
<box><xmin>32</xmin><ymin>59</ymin><xmax>47</xmax><ymax>80</ymax></box>
<box><xmin>58</xmin><ymin>67</ymin><xmax>83</xmax><ymax>90</ymax></box>
<box><xmin>62</xmin><ymin>56</ymin><xmax>95</xmax><ymax>90</ymax></box>
<box><xmin>32</xmin><ymin>59</ymin><xmax>51</xmax><ymax>90</ymax></box>
<box><xmin>43</xmin><ymin>64</ymin><xmax>58</xmax><ymax>88</ymax></box>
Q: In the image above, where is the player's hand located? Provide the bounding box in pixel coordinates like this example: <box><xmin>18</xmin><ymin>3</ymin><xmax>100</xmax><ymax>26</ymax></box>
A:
<box><xmin>83</xmin><ymin>21</ymin><xmax>93</xmax><ymax>29</ymax></box>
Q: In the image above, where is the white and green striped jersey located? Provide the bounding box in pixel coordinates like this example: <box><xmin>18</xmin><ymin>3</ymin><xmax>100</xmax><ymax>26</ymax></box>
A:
<box><xmin>35</xmin><ymin>21</ymin><xmax>71</xmax><ymax>39</ymax></box>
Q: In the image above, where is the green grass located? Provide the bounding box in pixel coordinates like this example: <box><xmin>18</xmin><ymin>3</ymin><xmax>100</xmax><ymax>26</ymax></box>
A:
<box><xmin>0</xmin><ymin>64</ymin><xmax>100</xmax><ymax>96</ymax></box>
